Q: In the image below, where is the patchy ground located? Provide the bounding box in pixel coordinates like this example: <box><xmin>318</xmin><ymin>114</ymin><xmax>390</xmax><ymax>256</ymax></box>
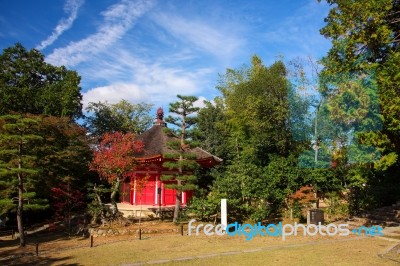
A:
<box><xmin>0</xmin><ymin>221</ymin><xmax>399</xmax><ymax>265</ymax></box>
<box><xmin>0</xmin><ymin>220</ymin><xmax>180</xmax><ymax>265</ymax></box>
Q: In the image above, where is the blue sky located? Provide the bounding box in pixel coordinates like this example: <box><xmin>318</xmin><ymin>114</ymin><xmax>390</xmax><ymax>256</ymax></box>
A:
<box><xmin>0</xmin><ymin>0</ymin><xmax>332</xmax><ymax>112</ymax></box>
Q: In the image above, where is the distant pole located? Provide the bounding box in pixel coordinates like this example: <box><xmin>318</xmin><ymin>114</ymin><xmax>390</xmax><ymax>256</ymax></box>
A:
<box><xmin>90</xmin><ymin>235</ymin><xmax>93</xmax><ymax>247</ymax></box>
<box><xmin>221</xmin><ymin>199</ymin><xmax>227</xmax><ymax>230</ymax></box>
<box><xmin>314</xmin><ymin>103</ymin><xmax>321</xmax><ymax>162</ymax></box>
<box><xmin>158</xmin><ymin>187</ymin><xmax>162</xmax><ymax>219</ymax></box>
<box><xmin>36</xmin><ymin>243</ymin><xmax>39</xmax><ymax>256</ymax></box>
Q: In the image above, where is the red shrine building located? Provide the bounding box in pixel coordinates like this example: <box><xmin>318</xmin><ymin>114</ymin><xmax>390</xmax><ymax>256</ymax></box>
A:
<box><xmin>120</xmin><ymin>108</ymin><xmax>222</xmax><ymax>206</ymax></box>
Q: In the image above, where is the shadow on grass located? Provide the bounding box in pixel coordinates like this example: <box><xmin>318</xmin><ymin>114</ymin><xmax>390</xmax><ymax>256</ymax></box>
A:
<box><xmin>1</xmin><ymin>253</ymin><xmax>79</xmax><ymax>266</ymax></box>
<box><xmin>0</xmin><ymin>230</ymin><xmax>87</xmax><ymax>266</ymax></box>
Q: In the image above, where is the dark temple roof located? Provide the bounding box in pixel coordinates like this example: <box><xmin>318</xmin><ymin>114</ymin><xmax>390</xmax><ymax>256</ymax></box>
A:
<box><xmin>135</xmin><ymin>124</ymin><xmax>222</xmax><ymax>165</ymax></box>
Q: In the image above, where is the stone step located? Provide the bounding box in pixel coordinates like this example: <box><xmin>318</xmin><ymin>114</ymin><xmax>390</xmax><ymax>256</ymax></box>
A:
<box><xmin>346</xmin><ymin>216</ymin><xmax>368</xmax><ymax>221</ymax></box>
<box><xmin>367</xmin><ymin>214</ymin><xmax>400</xmax><ymax>222</ymax></box>
<box><xmin>344</xmin><ymin>204</ymin><xmax>400</xmax><ymax>228</ymax></box>
<box><xmin>344</xmin><ymin>217</ymin><xmax>368</xmax><ymax>228</ymax></box>
<box><xmin>367</xmin><ymin>211</ymin><xmax>389</xmax><ymax>215</ymax></box>
<box><xmin>366</xmin><ymin>219</ymin><xmax>400</xmax><ymax>227</ymax></box>
<box><xmin>382</xmin><ymin>221</ymin><xmax>400</xmax><ymax>227</ymax></box>
<box><xmin>346</xmin><ymin>223</ymin><xmax>366</xmax><ymax>230</ymax></box>
<box><xmin>375</xmin><ymin>206</ymin><xmax>400</xmax><ymax>212</ymax></box>
<box><xmin>373</xmin><ymin>207</ymin><xmax>400</xmax><ymax>212</ymax></box>
<box><xmin>370</xmin><ymin>213</ymin><xmax>400</xmax><ymax>219</ymax></box>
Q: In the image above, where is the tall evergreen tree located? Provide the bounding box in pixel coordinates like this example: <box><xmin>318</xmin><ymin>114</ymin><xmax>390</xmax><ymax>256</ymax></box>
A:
<box><xmin>319</xmin><ymin>0</ymin><xmax>400</xmax><ymax>206</ymax></box>
<box><xmin>319</xmin><ymin>0</ymin><xmax>400</xmax><ymax>170</ymax></box>
<box><xmin>162</xmin><ymin>95</ymin><xmax>199</xmax><ymax>223</ymax></box>
<box><xmin>0</xmin><ymin>114</ymin><xmax>46</xmax><ymax>247</ymax></box>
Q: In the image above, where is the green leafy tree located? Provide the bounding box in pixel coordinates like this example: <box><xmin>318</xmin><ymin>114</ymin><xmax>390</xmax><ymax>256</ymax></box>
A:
<box><xmin>0</xmin><ymin>114</ymin><xmax>47</xmax><ymax>247</ymax></box>
<box><xmin>190</xmin><ymin>98</ymin><xmax>230</xmax><ymax>193</ymax></box>
<box><xmin>319</xmin><ymin>0</ymin><xmax>400</xmax><ymax>207</ymax></box>
<box><xmin>319</xmin><ymin>0</ymin><xmax>399</xmax><ymax>169</ymax></box>
<box><xmin>0</xmin><ymin>43</ymin><xmax>82</xmax><ymax>119</ymax></box>
<box><xmin>219</xmin><ymin>56</ymin><xmax>296</xmax><ymax>165</ymax></box>
<box><xmin>319</xmin><ymin>0</ymin><xmax>398</xmax><ymax>71</ymax></box>
<box><xmin>162</xmin><ymin>95</ymin><xmax>199</xmax><ymax>223</ymax></box>
<box><xmin>85</xmin><ymin>100</ymin><xmax>153</xmax><ymax>137</ymax></box>
<box><xmin>0</xmin><ymin>115</ymin><xmax>92</xmax><ymax>238</ymax></box>
<box><xmin>32</xmin><ymin>116</ymin><xmax>93</xmax><ymax>200</ymax></box>
<box><xmin>207</xmin><ymin>56</ymin><xmax>307</xmax><ymax>221</ymax></box>
<box><xmin>193</xmin><ymin>97</ymin><xmax>230</xmax><ymax>161</ymax></box>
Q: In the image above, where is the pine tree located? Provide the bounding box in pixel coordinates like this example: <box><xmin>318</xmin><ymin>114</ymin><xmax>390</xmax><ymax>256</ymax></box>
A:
<box><xmin>0</xmin><ymin>114</ymin><xmax>45</xmax><ymax>247</ymax></box>
<box><xmin>162</xmin><ymin>95</ymin><xmax>199</xmax><ymax>223</ymax></box>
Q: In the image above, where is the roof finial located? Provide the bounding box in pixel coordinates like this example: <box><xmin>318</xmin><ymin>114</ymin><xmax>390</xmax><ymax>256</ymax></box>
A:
<box><xmin>156</xmin><ymin>107</ymin><xmax>164</xmax><ymax>120</ymax></box>
<box><xmin>154</xmin><ymin>107</ymin><xmax>166</xmax><ymax>126</ymax></box>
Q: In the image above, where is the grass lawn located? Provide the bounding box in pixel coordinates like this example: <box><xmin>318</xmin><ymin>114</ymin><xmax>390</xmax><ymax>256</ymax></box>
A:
<box><xmin>1</xmin><ymin>222</ymin><xmax>399</xmax><ymax>265</ymax></box>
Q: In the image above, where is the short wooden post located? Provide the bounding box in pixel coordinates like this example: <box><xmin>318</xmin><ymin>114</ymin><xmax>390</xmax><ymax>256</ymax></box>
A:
<box><xmin>180</xmin><ymin>224</ymin><xmax>184</xmax><ymax>236</ymax></box>
<box><xmin>90</xmin><ymin>235</ymin><xmax>93</xmax><ymax>247</ymax></box>
<box><xmin>139</xmin><ymin>228</ymin><xmax>142</xmax><ymax>240</ymax></box>
<box><xmin>11</xmin><ymin>229</ymin><xmax>14</xmax><ymax>239</ymax></box>
<box><xmin>36</xmin><ymin>243</ymin><xmax>39</xmax><ymax>256</ymax></box>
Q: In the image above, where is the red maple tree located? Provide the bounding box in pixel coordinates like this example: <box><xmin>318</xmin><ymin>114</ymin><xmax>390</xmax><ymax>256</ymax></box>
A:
<box><xmin>89</xmin><ymin>132</ymin><xmax>143</xmax><ymax>215</ymax></box>
<box><xmin>290</xmin><ymin>185</ymin><xmax>317</xmax><ymax>205</ymax></box>
<box><xmin>51</xmin><ymin>182</ymin><xmax>85</xmax><ymax>234</ymax></box>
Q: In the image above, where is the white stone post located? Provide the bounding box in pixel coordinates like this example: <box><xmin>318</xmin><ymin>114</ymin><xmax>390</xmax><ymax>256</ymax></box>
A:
<box><xmin>221</xmin><ymin>199</ymin><xmax>227</xmax><ymax>230</ymax></box>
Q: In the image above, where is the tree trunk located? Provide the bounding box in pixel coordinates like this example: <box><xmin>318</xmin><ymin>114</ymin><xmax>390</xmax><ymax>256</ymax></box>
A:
<box><xmin>173</xmin><ymin>184</ymin><xmax>182</xmax><ymax>223</ymax></box>
<box><xmin>110</xmin><ymin>178</ymin><xmax>121</xmax><ymax>216</ymax></box>
<box><xmin>17</xmin><ymin>146</ymin><xmax>25</xmax><ymax>247</ymax></box>
<box><xmin>93</xmin><ymin>184</ymin><xmax>106</xmax><ymax>225</ymax></box>
<box><xmin>17</xmin><ymin>172</ymin><xmax>25</xmax><ymax>247</ymax></box>
<box><xmin>173</xmin><ymin>153</ymin><xmax>183</xmax><ymax>223</ymax></box>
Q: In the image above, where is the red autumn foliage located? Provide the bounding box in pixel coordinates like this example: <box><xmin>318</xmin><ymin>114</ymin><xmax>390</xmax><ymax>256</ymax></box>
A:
<box><xmin>51</xmin><ymin>183</ymin><xmax>85</xmax><ymax>221</ymax></box>
<box><xmin>89</xmin><ymin>132</ymin><xmax>143</xmax><ymax>183</ymax></box>
<box><xmin>290</xmin><ymin>185</ymin><xmax>317</xmax><ymax>205</ymax></box>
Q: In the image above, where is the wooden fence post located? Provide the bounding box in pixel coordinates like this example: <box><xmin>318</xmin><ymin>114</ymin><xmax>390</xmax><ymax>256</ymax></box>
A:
<box><xmin>36</xmin><ymin>243</ymin><xmax>39</xmax><ymax>256</ymax></box>
<box><xmin>180</xmin><ymin>224</ymin><xmax>184</xmax><ymax>236</ymax></box>
<box><xmin>139</xmin><ymin>228</ymin><xmax>142</xmax><ymax>240</ymax></box>
<box><xmin>90</xmin><ymin>235</ymin><xmax>93</xmax><ymax>248</ymax></box>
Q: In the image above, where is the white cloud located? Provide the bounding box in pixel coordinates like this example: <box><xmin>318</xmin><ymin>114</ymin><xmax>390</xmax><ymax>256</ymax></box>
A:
<box><xmin>81</xmin><ymin>47</ymin><xmax>214</xmax><ymax>110</ymax></box>
<box><xmin>46</xmin><ymin>0</ymin><xmax>155</xmax><ymax>66</ymax></box>
<box><xmin>82</xmin><ymin>65</ymin><xmax>213</xmax><ymax>110</ymax></box>
<box><xmin>78</xmin><ymin>42</ymin><xmax>215</xmax><ymax>110</ymax></box>
<box><xmin>152</xmin><ymin>12</ymin><xmax>244</xmax><ymax>61</ymax></box>
<box><xmin>36</xmin><ymin>0</ymin><xmax>84</xmax><ymax>50</ymax></box>
<box><xmin>82</xmin><ymin>83</ymin><xmax>149</xmax><ymax>108</ymax></box>
<box><xmin>193</xmin><ymin>96</ymin><xmax>210</xmax><ymax>109</ymax></box>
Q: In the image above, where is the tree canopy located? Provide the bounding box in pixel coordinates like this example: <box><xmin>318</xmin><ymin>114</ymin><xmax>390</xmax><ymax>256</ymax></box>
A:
<box><xmin>85</xmin><ymin>100</ymin><xmax>153</xmax><ymax>137</ymax></box>
<box><xmin>0</xmin><ymin>1</ymin><xmax>399</xmax><ymax>228</ymax></box>
<box><xmin>0</xmin><ymin>114</ymin><xmax>45</xmax><ymax>246</ymax></box>
<box><xmin>0</xmin><ymin>43</ymin><xmax>83</xmax><ymax>119</ymax></box>
<box><xmin>89</xmin><ymin>132</ymin><xmax>143</xmax><ymax>215</ymax></box>
<box><xmin>319</xmin><ymin>0</ymin><xmax>400</xmax><ymax>180</ymax></box>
